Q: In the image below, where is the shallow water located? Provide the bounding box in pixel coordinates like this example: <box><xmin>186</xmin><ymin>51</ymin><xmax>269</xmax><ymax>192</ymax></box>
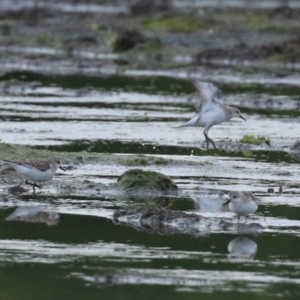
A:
<box><xmin>1</xmin><ymin>72</ymin><xmax>300</xmax><ymax>300</ymax></box>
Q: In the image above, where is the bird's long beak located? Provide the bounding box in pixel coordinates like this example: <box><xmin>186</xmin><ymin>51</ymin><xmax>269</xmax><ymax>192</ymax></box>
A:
<box><xmin>59</xmin><ymin>166</ymin><xmax>66</xmax><ymax>172</ymax></box>
<box><xmin>223</xmin><ymin>199</ymin><xmax>231</xmax><ymax>206</ymax></box>
<box><xmin>239</xmin><ymin>114</ymin><xmax>246</xmax><ymax>121</ymax></box>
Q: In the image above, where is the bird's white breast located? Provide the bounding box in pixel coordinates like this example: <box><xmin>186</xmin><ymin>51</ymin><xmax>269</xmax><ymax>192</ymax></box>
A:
<box><xmin>230</xmin><ymin>200</ymin><xmax>258</xmax><ymax>216</ymax></box>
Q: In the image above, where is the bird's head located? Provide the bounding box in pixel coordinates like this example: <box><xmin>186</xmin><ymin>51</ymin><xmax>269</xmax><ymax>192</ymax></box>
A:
<box><xmin>230</xmin><ymin>107</ymin><xmax>246</xmax><ymax>121</ymax></box>
<box><xmin>228</xmin><ymin>191</ymin><xmax>241</xmax><ymax>204</ymax></box>
<box><xmin>53</xmin><ymin>158</ymin><xmax>66</xmax><ymax>172</ymax></box>
<box><xmin>223</xmin><ymin>191</ymin><xmax>240</xmax><ymax>206</ymax></box>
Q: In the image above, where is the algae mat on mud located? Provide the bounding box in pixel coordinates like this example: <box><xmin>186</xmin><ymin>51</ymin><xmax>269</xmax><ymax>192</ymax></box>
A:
<box><xmin>117</xmin><ymin>168</ymin><xmax>178</xmax><ymax>195</ymax></box>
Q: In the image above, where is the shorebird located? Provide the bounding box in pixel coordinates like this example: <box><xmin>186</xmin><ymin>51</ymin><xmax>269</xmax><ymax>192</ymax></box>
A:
<box><xmin>178</xmin><ymin>80</ymin><xmax>246</xmax><ymax>149</ymax></box>
<box><xmin>0</xmin><ymin>158</ymin><xmax>66</xmax><ymax>193</ymax></box>
<box><xmin>223</xmin><ymin>191</ymin><xmax>258</xmax><ymax>223</ymax></box>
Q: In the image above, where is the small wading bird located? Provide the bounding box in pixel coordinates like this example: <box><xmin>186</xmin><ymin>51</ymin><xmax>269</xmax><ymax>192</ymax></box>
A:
<box><xmin>178</xmin><ymin>80</ymin><xmax>246</xmax><ymax>149</ymax></box>
<box><xmin>0</xmin><ymin>158</ymin><xmax>66</xmax><ymax>193</ymax></box>
<box><xmin>223</xmin><ymin>191</ymin><xmax>258</xmax><ymax>223</ymax></box>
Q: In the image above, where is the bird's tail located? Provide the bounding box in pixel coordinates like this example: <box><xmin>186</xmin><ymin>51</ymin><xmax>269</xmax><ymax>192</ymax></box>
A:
<box><xmin>0</xmin><ymin>159</ymin><xmax>21</xmax><ymax>172</ymax></box>
<box><xmin>176</xmin><ymin>115</ymin><xmax>199</xmax><ymax>128</ymax></box>
<box><xmin>0</xmin><ymin>160</ymin><xmax>12</xmax><ymax>173</ymax></box>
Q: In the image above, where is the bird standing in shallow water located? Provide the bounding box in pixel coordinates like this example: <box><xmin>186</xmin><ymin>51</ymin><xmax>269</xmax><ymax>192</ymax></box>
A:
<box><xmin>178</xmin><ymin>80</ymin><xmax>246</xmax><ymax>149</ymax></box>
<box><xmin>0</xmin><ymin>158</ymin><xmax>66</xmax><ymax>193</ymax></box>
<box><xmin>223</xmin><ymin>191</ymin><xmax>258</xmax><ymax>223</ymax></box>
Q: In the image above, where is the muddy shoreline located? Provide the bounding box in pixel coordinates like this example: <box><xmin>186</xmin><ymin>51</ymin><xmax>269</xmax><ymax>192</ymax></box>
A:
<box><xmin>1</xmin><ymin>0</ymin><xmax>300</xmax><ymax>75</ymax></box>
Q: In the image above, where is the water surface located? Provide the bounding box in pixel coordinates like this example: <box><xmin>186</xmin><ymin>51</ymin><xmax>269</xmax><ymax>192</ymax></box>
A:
<box><xmin>1</xmin><ymin>72</ymin><xmax>300</xmax><ymax>300</ymax></box>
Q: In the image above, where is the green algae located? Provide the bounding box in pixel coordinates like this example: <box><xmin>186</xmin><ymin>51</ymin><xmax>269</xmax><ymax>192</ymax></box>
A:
<box><xmin>141</xmin><ymin>15</ymin><xmax>211</xmax><ymax>32</ymax></box>
<box><xmin>0</xmin><ymin>141</ymin><xmax>11</xmax><ymax>148</ymax></box>
<box><xmin>117</xmin><ymin>168</ymin><xmax>178</xmax><ymax>195</ymax></box>
<box><xmin>35</xmin><ymin>33</ymin><xmax>63</xmax><ymax>48</ymax></box>
<box><xmin>130</xmin><ymin>38</ymin><xmax>163</xmax><ymax>52</ymax></box>
<box><xmin>243</xmin><ymin>151</ymin><xmax>254</xmax><ymax>157</ymax></box>
<box><xmin>240</xmin><ymin>135</ymin><xmax>267</xmax><ymax>145</ymax></box>
<box><xmin>230</xmin><ymin>13</ymin><xmax>271</xmax><ymax>30</ymax></box>
<box><xmin>0</xmin><ymin>143</ymin><xmax>193</xmax><ymax>168</ymax></box>
<box><xmin>122</xmin><ymin>155</ymin><xmax>169</xmax><ymax>167</ymax></box>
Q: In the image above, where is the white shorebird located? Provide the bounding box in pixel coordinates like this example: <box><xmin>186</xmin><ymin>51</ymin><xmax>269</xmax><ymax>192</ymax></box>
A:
<box><xmin>178</xmin><ymin>80</ymin><xmax>246</xmax><ymax>149</ymax></box>
<box><xmin>223</xmin><ymin>191</ymin><xmax>258</xmax><ymax>223</ymax></box>
<box><xmin>0</xmin><ymin>158</ymin><xmax>66</xmax><ymax>193</ymax></box>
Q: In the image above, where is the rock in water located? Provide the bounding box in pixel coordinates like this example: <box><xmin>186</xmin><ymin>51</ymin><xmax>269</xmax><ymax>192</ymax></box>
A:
<box><xmin>117</xmin><ymin>168</ymin><xmax>178</xmax><ymax>196</ymax></box>
<box><xmin>113</xmin><ymin>30</ymin><xmax>147</xmax><ymax>52</ymax></box>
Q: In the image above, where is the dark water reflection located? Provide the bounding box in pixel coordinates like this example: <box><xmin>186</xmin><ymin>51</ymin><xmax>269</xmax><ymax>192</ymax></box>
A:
<box><xmin>1</xmin><ymin>72</ymin><xmax>191</xmax><ymax>94</ymax></box>
<box><xmin>0</xmin><ymin>204</ymin><xmax>300</xmax><ymax>299</ymax></box>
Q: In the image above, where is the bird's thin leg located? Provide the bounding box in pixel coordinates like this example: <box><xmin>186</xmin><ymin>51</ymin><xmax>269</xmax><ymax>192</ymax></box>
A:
<box><xmin>203</xmin><ymin>129</ymin><xmax>209</xmax><ymax>149</ymax></box>
<box><xmin>209</xmin><ymin>137</ymin><xmax>216</xmax><ymax>150</ymax></box>
<box><xmin>33</xmin><ymin>182</ymin><xmax>42</xmax><ymax>194</ymax></box>
<box><xmin>25</xmin><ymin>179</ymin><xmax>35</xmax><ymax>187</ymax></box>
<box><xmin>203</xmin><ymin>128</ymin><xmax>216</xmax><ymax>149</ymax></box>
<box><xmin>25</xmin><ymin>180</ymin><xmax>43</xmax><ymax>193</ymax></box>
<box><xmin>34</xmin><ymin>182</ymin><xmax>42</xmax><ymax>189</ymax></box>
<box><xmin>25</xmin><ymin>180</ymin><xmax>42</xmax><ymax>188</ymax></box>
<box><xmin>237</xmin><ymin>215</ymin><xmax>240</xmax><ymax>223</ymax></box>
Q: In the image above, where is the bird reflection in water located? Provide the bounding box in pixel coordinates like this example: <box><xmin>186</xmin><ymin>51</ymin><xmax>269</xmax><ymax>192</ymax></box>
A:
<box><xmin>5</xmin><ymin>206</ymin><xmax>60</xmax><ymax>226</ymax></box>
<box><xmin>227</xmin><ymin>236</ymin><xmax>257</xmax><ymax>260</ymax></box>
